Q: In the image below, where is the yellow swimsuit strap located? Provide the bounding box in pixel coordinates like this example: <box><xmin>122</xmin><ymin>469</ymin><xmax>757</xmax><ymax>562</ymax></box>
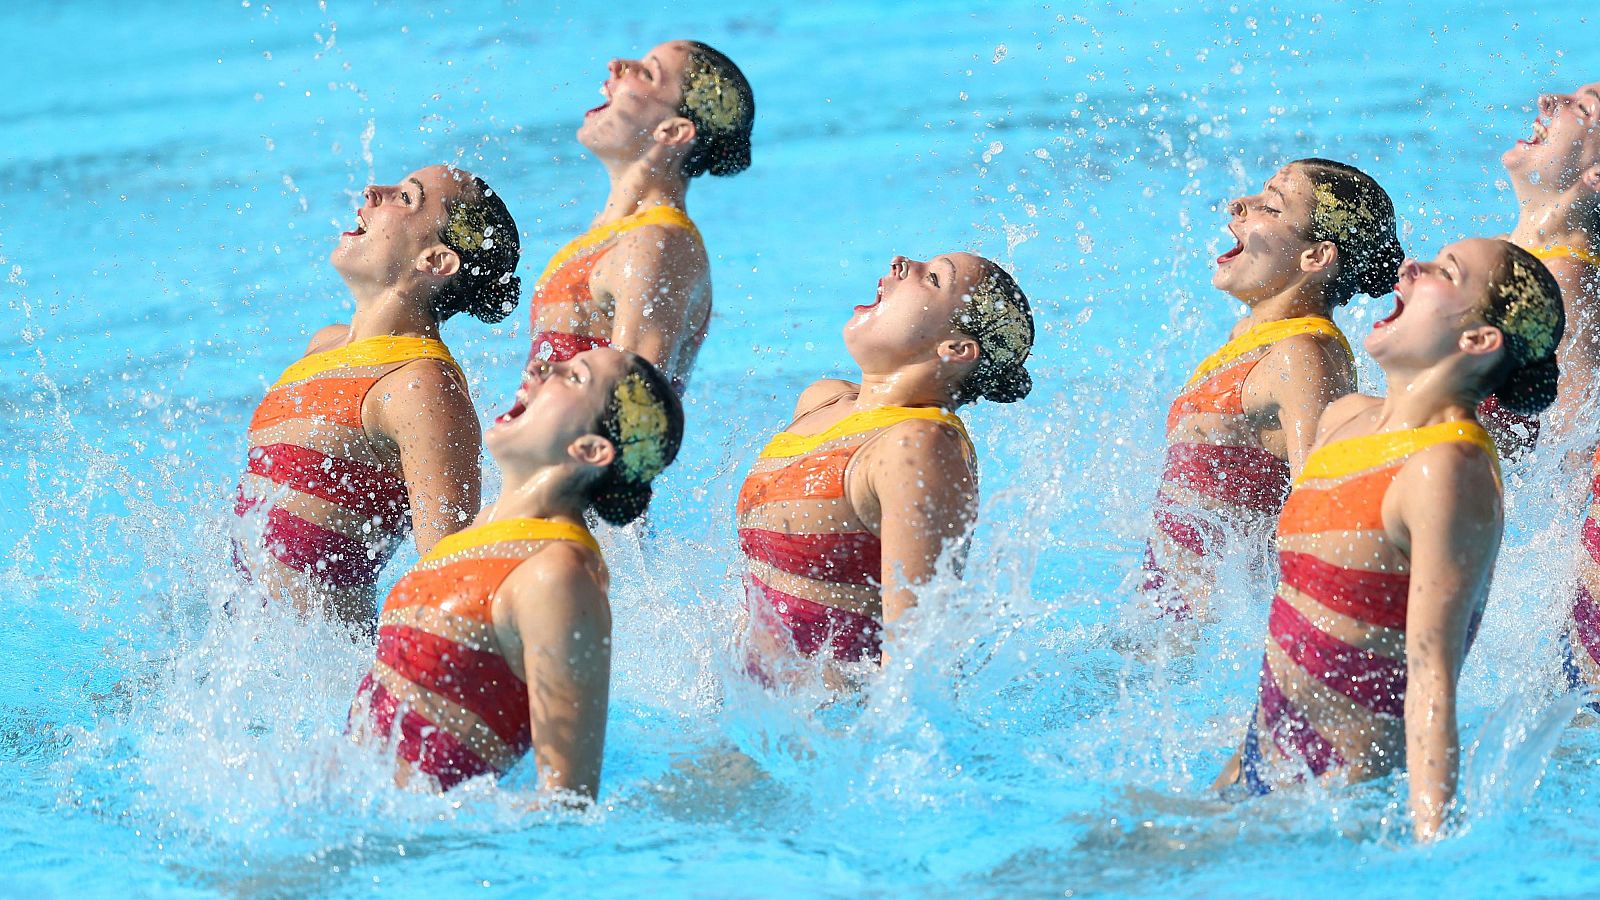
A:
<box><xmin>1296</xmin><ymin>419</ymin><xmax>1501</xmax><ymax>487</ymax></box>
<box><xmin>759</xmin><ymin>406</ymin><xmax>973</xmax><ymax>460</ymax></box>
<box><xmin>1185</xmin><ymin>316</ymin><xmax>1352</xmax><ymax>387</ymax></box>
<box><xmin>1530</xmin><ymin>244</ymin><xmax>1600</xmax><ymax>267</ymax></box>
<box><xmin>422</xmin><ymin>517</ymin><xmax>601</xmax><ymax>564</ymax></box>
<box><xmin>273</xmin><ymin>336</ymin><xmax>459</xmax><ymax>388</ymax></box>
<box><xmin>537</xmin><ymin>206</ymin><xmax>701</xmax><ymax>287</ymax></box>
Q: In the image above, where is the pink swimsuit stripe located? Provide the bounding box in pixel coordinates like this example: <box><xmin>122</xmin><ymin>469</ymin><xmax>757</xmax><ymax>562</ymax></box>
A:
<box><xmin>358</xmin><ymin>674</ymin><xmax>495</xmax><ymax>786</ymax></box>
<box><xmin>750</xmin><ymin>578</ymin><xmax>881</xmax><ymax>660</ymax></box>
<box><xmin>1257</xmin><ymin>663</ymin><xmax>1345</xmax><ymax>775</ymax></box>
<box><xmin>1160</xmin><ymin>442</ymin><xmax>1293</xmax><ymax>514</ymax></box>
<box><xmin>375</xmin><ymin>624</ymin><xmax>532</xmax><ymax>745</ymax></box>
<box><xmin>1269</xmin><ymin>599</ymin><xmax>1405</xmax><ymax>717</ymax></box>
<box><xmin>236</xmin><ymin>497</ymin><xmax>384</xmax><ymax>587</ymax></box>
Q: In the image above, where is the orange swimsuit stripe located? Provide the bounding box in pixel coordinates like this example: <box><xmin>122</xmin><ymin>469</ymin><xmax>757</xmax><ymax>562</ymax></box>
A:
<box><xmin>735</xmin><ymin>448</ymin><xmax>853</xmax><ymax>511</ymax></box>
<box><xmin>249</xmin><ymin>377</ymin><xmax>372</xmax><ymax>432</ymax></box>
<box><xmin>1165</xmin><ymin>363</ymin><xmax>1250</xmax><ymax>431</ymax></box>
<box><xmin>273</xmin><ymin>336</ymin><xmax>460</xmax><ymax>388</ymax></box>
<box><xmin>1276</xmin><ymin>466</ymin><xmax>1401</xmax><ymax>536</ymax></box>
<box><xmin>380</xmin><ymin>561</ymin><xmax>523</xmax><ymax>622</ymax></box>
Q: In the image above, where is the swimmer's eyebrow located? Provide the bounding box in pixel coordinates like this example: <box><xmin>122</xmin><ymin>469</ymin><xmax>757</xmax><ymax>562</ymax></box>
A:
<box><xmin>1445</xmin><ymin>251</ymin><xmax>1462</xmax><ymax>275</ymax></box>
<box><xmin>1266</xmin><ymin>184</ymin><xmax>1286</xmax><ymax>204</ymax></box>
<box><xmin>578</xmin><ymin>358</ymin><xmax>593</xmax><ymax>382</ymax></box>
<box><xmin>647</xmin><ymin>54</ymin><xmax>661</xmax><ymax>75</ymax></box>
<box><xmin>1584</xmin><ymin>88</ymin><xmax>1600</xmax><ymax>107</ymax></box>
<box><xmin>943</xmin><ymin>258</ymin><xmax>959</xmax><ymax>283</ymax></box>
<box><xmin>409</xmin><ymin>177</ymin><xmax>426</xmax><ymax>206</ymax></box>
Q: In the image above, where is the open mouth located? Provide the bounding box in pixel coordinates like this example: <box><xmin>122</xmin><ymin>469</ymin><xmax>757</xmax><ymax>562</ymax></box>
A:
<box><xmin>1217</xmin><ymin>237</ymin><xmax>1244</xmax><ymax>265</ymax></box>
<box><xmin>494</xmin><ymin>373</ymin><xmax>536</xmax><ymax>425</ymax></box>
<box><xmin>1373</xmin><ymin>290</ymin><xmax>1405</xmax><ymax>329</ymax></box>
<box><xmin>342</xmin><ymin>212</ymin><xmax>368</xmax><ymax>238</ymax></box>
<box><xmin>1518</xmin><ymin>116</ymin><xmax>1550</xmax><ymax>147</ymax></box>
<box><xmin>585</xmin><ymin>83</ymin><xmax>612</xmax><ymax>117</ymax></box>
<box><xmin>855</xmin><ymin>277</ymin><xmax>886</xmax><ymax>313</ymax></box>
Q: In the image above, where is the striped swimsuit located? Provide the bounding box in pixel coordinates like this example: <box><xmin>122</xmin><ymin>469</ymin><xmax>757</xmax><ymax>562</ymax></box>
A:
<box><xmin>234</xmin><ymin>336</ymin><xmax>461</xmax><ymax>609</ymax></box>
<box><xmin>1565</xmin><ymin>445</ymin><xmax>1600</xmax><ymax>709</ymax></box>
<box><xmin>1241</xmin><ymin>420</ymin><xmax>1499</xmax><ymax>792</ymax></box>
<box><xmin>524</xmin><ymin>206</ymin><xmax>705</xmax><ymax>379</ymax></box>
<box><xmin>349</xmin><ymin>517</ymin><xmax>601</xmax><ymax>790</ymax></box>
<box><xmin>1144</xmin><ymin>316</ymin><xmax>1351</xmax><ymax>615</ymax></box>
<box><xmin>736</xmin><ymin>404</ymin><xmax>974</xmax><ymax>662</ymax></box>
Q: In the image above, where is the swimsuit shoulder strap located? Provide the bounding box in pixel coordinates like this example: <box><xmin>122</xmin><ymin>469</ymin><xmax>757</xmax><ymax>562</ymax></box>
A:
<box><xmin>1297</xmin><ymin>420</ymin><xmax>1500</xmax><ymax>487</ymax></box>
<box><xmin>759</xmin><ymin>406</ymin><xmax>973</xmax><ymax>460</ymax></box>
<box><xmin>1531</xmin><ymin>244</ymin><xmax>1600</xmax><ymax>267</ymax></box>
<box><xmin>273</xmin><ymin>336</ymin><xmax>459</xmax><ymax>388</ymax></box>
<box><xmin>1186</xmin><ymin>316</ymin><xmax>1351</xmax><ymax>386</ymax></box>
<box><xmin>421</xmin><ymin>517</ymin><xmax>601</xmax><ymax>564</ymax></box>
<box><xmin>537</xmin><ymin>206</ymin><xmax>702</xmax><ymax>286</ymax></box>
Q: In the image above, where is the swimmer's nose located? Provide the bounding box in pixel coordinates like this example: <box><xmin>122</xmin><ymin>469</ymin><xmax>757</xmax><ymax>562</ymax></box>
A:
<box><xmin>362</xmin><ymin>185</ymin><xmax>380</xmax><ymax>207</ymax></box>
<box><xmin>1227</xmin><ymin>198</ymin><xmax>1246</xmax><ymax>219</ymax></box>
<box><xmin>890</xmin><ymin>254</ymin><xmax>908</xmax><ymax>277</ymax></box>
<box><xmin>608</xmin><ymin>58</ymin><xmax>627</xmax><ymax>79</ymax></box>
<box><xmin>1400</xmin><ymin>258</ymin><xmax>1421</xmax><ymax>281</ymax></box>
<box><xmin>1538</xmin><ymin>93</ymin><xmax>1560</xmax><ymax>117</ymax></box>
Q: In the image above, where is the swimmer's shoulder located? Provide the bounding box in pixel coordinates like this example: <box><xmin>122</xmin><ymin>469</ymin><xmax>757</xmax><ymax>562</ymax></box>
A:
<box><xmin>792</xmin><ymin>379</ymin><xmax>859</xmax><ymax>420</ymax></box>
<box><xmin>305</xmin><ymin>324</ymin><xmax>350</xmax><ymax>355</ymax></box>
<box><xmin>1314</xmin><ymin>393</ymin><xmax>1382</xmax><ymax>443</ymax></box>
<box><xmin>499</xmin><ymin>538</ymin><xmax>610</xmax><ymax>626</ymax></box>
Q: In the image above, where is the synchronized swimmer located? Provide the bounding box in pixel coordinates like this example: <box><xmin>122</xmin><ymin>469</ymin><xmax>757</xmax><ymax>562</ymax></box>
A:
<box><xmin>224</xmin><ymin>49</ymin><xmax>1600</xmax><ymax>842</ymax></box>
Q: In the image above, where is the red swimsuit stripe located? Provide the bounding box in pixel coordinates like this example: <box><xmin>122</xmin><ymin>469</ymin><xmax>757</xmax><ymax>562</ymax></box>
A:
<box><xmin>246</xmin><ymin>442</ymin><xmax>409</xmax><ymax>519</ymax></box>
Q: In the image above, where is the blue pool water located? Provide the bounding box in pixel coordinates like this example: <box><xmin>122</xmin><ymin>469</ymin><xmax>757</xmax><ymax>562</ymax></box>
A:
<box><xmin>5</xmin><ymin>1</ymin><xmax>1600</xmax><ymax>895</ymax></box>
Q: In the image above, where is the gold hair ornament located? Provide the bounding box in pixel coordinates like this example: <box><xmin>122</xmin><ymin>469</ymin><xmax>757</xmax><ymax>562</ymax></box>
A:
<box><xmin>1492</xmin><ymin>257</ymin><xmax>1562</xmax><ymax>362</ymax></box>
<box><xmin>611</xmin><ymin>372</ymin><xmax>671</xmax><ymax>483</ymax></box>
<box><xmin>681</xmin><ymin>57</ymin><xmax>744</xmax><ymax>133</ymax></box>
<box><xmin>955</xmin><ymin>277</ymin><xmax>1033</xmax><ymax>369</ymax></box>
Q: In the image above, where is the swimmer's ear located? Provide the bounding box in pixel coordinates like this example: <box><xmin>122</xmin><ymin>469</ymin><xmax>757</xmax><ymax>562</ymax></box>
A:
<box><xmin>570</xmin><ymin>434</ymin><xmax>618</xmax><ymax>470</ymax></box>
<box><xmin>1460</xmin><ymin>324</ymin><xmax>1504</xmax><ymax>357</ymax></box>
<box><xmin>653</xmin><ymin>116</ymin><xmax>697</xmax><ymax>150</ymax></box>
<box><xmin>937</xmin><ymin>335</ymin><xmax>981</xmax><ymax>366</ymax></box>
<box><xmin>1300</xmin><ymin>240</ymin><xmax>1338</xmax><ymax>275</ymax></box>
<box><xmin>417</xmin><ymin>244</ymin><xmax>461</xmax><ymax>279</ymax></box>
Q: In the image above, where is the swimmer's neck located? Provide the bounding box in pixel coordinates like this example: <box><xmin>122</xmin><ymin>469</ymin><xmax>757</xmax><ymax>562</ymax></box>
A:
<box><xmin>594</xmin><ymin>154</ymin><xmax>689</xmax><ymax>227</ymax></box>
<box><xmin>850</xmin><ymin>367</ymin><xmax>956</xmax><ymax>412</ymax></box>
<box><xmin>1369</xmin><ymin>363</ymin><xmax>1481</xmax><ymax>431</ymax></box>
<box><xmin>343</xmin><ymin>284</ymin><xmax>442</xmax><ymax>342</ymax></box>
<box><xmin>1508</xmin><ymin>195</ymin><xmax>1599</xmax><ymax>256</ymax></box>
<box><xmin>478</xmin><ymin>465</ymin><xmax>591</xmax><ymax>529</ymax></box>
<box><xmin>1235</xmin><ymin>287</ymin><xmax>1335</xmax><ymax>332</ymax></box>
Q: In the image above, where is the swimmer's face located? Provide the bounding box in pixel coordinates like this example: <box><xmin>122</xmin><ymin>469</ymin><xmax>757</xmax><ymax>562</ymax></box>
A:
<box><xmin>577</xmin><ymin>41</ymin><xmax>694</xmax><ymax>158</ymax></box>
<box><xmin>331</xmin><ymin>164</ymin><xmax>470</xmax><ymax>288</ymax></box>
<box><xmin>1211</xmin><ymin>165</ymin><xmax>1325</xmax><ymax>303</ymax></box>
<box><xmin>1364</xmin><ymin>238</ymin><xmax>1504</xmax><ymax>370</ymax></box>
<box><xmin>487</xmin><ymin>347</ymin><xmax>631</xmax><ymax>472</ymax></box>
<box><xmin>843</xmin><ymin>252</ymin><xmax>987</xmax><ymax>372</ymax></box>
<box><xmin>1502</xmin><ymin>81</ymin><xmax>1600</xmax><ymax>189</ymax></box>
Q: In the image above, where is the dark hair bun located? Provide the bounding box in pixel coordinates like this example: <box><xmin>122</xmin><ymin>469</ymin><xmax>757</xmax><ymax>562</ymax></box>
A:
<box><xmin>1357</xmin><ymin>234</ymin><xmax>1406</xmax><ymax>298</ymax></box>
<box><xmin>1494</xmin><ymin>358</ymin><xmax>1560</xmax><ymax>417</ymax></box>
<box><xmin>460</xmin><ymin>271</ymin><xmax>521</xmax><ymax>324</ymax></box>
<box><xmin>982</xmin><ymin>366</ymin><xmax>1032</xmax><ymax>403</ymax></box>
<box><xmin>591</xmin><ymin>478</ymin><xmax>652</xmax><ymax>527</ymax></box>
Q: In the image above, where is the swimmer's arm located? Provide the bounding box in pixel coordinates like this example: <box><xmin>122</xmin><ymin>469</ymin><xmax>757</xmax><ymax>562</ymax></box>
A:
<box><xmin>606</xmin><ymin>225</ymin><xmax>708</xmax><ymax>369</ymax></box>
<box><xmin>1248</xmin><ymin>334</ymin><xmax>1355</xmax><ymax>474</ymax></box>
<box><xmin>869</xmin><ymin>421</ymin><xmax>977</xmax><ymax>662</ymax></box>
<box><xmin>1396</xmin><ymin>443</ymin><xmax>1502</xmax><ymax>842</ymax></box>
<box><xmin>504</xmin><ymin>546</ymin><xmax>611</xmax><ymax>801</ymax></box>
<box><xmin>366</xmin><ymin>361</ymin><xmax>483</xmax><ymax>555</ymax></box>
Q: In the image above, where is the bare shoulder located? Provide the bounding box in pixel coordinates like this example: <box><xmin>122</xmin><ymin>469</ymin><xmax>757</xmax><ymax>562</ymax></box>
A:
<box><xmin>306</xmin><ymin>324</ymin><xmax>349</xmax><ymax>354</ymax></box>
<box><xmin>375</xmin><ymin>357</ymin><xmax>472</xmax><ymax>404</ymax></box>
<box><xmin>1314</xmin><ymin>393</ymin><xmax>1381</xmax><ymax>440</ymax></box>
<box><xmin>871</xmin><ymin>416</ymin><xmax>974</xmax><ymax>469</ymax></box>
<box><xmin>501</xmin><ymin>542</ymin><xmax>608</xmax><ymax>614</ymax></box>
<box><xmin>612</xmin><ymin>223</ymin><xmax>709</xmax><ymax>274</ymax></box>
<box><xmin>1402</xmin><ymin>437</ymin><xmax>1500</xmax><ymax>497</ymax></box>
<box><xmin>793</xmin><ymin>379</ymin><xmax>859</xmax><ymax>419</ymax></box>
<box><xmin>1259</xmin><ymin>332</ymin><xmax>1352</xmax><ymax>379</ymax></box>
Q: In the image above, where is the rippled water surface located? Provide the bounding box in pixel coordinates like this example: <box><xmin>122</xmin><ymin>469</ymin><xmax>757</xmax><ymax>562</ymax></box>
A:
<box><xmin>5</xmin><ymin>1</ymin><xmax>1600</xmax><ymax>896</ymax></box>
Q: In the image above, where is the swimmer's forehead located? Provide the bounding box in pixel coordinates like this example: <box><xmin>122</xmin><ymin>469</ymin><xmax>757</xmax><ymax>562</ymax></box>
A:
<box><xmin>1435</xmin><ymin>238</ymin><xmax>1501</xmax><ymax>280</ymax></box>
<box><xmin>1263</xmin><ymin>166</ymin><xmax>1315</xmax><ymax>211</ymax></box>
